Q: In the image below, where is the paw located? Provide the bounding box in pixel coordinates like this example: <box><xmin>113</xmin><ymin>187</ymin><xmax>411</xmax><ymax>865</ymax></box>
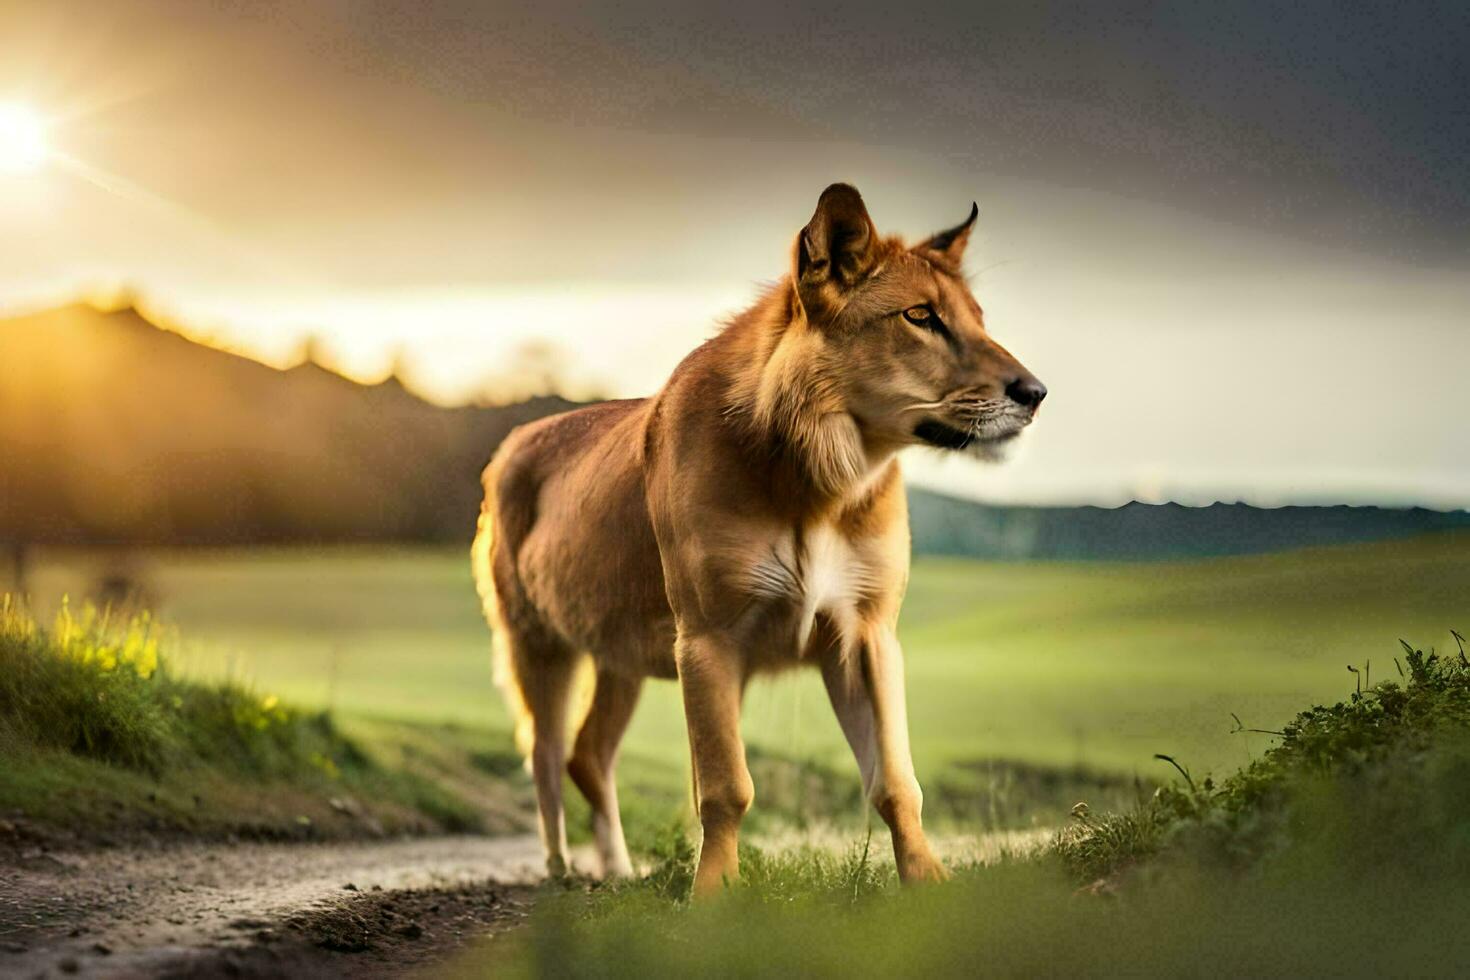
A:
<box><xmin>691</xmin><ymin>860</ymin><xmax>740</xmax><ymax>899</ymax></box>
<box><xmin>899</xmin><ymin>851</ymin><xmax>949</xmax><ymax>884</ymax></box>
<box><xmin>601</xmin><ymin>856</ymin><xmax>637</xmax><ymax>880</ymax></box>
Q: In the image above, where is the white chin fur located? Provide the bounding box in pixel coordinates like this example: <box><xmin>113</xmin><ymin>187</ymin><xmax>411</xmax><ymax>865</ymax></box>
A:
<box><xmin>963</xmin><ymin>430</ymin><xmax>1025</xmax><ymax>463</ymax></box>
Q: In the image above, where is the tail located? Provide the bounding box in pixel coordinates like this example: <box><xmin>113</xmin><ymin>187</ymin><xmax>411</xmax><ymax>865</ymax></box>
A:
<box><xmin>471</xmin><ymin>465</ymin><xmax>536</xmax><ymax>762</ymax></box>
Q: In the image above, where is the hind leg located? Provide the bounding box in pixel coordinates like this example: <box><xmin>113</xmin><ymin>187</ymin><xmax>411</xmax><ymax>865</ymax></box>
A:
<box><xmin>568</xmin><ymin>669</ymin><xmax>642</xmax><ymax>878</ymax></box>
<box><xmin>510</xmin><ymin>631</ymin><xmax>582</xmax><ymax>878</ymax></box>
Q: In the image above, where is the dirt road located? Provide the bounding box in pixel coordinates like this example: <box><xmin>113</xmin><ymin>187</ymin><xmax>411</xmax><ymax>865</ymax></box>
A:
<box><xmin>0</xmin><ymin>833</ymin><xmax>547</xmax><ymax>978</ymax></box>
<box><xmin>0</xmin><ymin>824</ymin><xmax>1052</xmax><ymax>977</ymax></box>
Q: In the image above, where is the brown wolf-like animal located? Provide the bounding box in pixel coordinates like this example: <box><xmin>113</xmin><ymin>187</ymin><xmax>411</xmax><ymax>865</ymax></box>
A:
<box><xmin>472</xmin><ymin>184</ymin><xmax>1045</xmax><ymax>895</ymax></box>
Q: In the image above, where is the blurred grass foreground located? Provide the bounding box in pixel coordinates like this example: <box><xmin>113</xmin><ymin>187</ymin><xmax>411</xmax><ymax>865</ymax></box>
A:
<box><xmin>453</xmin><ymin>636</ymin><xmax>1470</xmax><ymax>977</ymax></box>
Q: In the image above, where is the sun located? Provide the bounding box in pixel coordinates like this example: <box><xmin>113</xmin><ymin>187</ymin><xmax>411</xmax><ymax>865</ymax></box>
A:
<box><xmin>0</xmin><ymin>103</ymin><xmax>50</xmax><ymax>175</ymax></box>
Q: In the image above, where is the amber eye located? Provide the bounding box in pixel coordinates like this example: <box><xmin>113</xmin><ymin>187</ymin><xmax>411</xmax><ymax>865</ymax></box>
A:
<box><xmin>902</xmin><ymin>306</ymin><xmax>932</xmax><ymax>325</ymax></box>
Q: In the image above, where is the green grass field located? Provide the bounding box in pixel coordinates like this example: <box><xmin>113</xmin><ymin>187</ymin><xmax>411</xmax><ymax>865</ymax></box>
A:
<box><xmin>9</xmin><ymin>533</ymin><xmax>1470</xmax><ymax>973</ymax></box>
<box><xmin>22</xmin><ymin>531</ymin><xmax>1469</xmax><ymax>801</ymax></box>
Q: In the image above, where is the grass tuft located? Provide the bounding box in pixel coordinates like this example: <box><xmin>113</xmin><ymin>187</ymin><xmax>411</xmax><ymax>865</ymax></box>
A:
<box><xmin>0</xmin><ymin>595</ymin><xmax>483</xmax><ymax>836</ymax></box>
<box><xmin>1054</xmin><ymin>635</ymin><xmax>1470</xmax><ymax>881</ymax></box>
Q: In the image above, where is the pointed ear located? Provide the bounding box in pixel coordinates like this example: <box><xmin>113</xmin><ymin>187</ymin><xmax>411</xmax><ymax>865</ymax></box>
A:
<box><xmin>920</xmin><ymin>201</ymin><xmax>978</xmax><ymax>266</ymax></box>
<box><xmin>796</xmin><ymin>183</ymin><xmax>879</xmax><ymax>304</ymax></box>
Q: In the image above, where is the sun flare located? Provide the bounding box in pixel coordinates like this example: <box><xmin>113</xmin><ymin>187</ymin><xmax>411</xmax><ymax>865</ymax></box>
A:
<box><xmin>0</xmin><ymin>103</ymin><xmax>50</xmax><ymax>175</ymax></box>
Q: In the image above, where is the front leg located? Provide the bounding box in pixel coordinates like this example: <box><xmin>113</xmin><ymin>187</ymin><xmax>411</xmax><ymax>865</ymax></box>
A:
<box><xmin>676</xmin><ymin>630</ymin><xmax>753</xmax><ymax>898</ymax></box>
<box><xmin>845</xmin><ymin>625</ymin><xmax>945</xmax><ymax>883</ymax></box>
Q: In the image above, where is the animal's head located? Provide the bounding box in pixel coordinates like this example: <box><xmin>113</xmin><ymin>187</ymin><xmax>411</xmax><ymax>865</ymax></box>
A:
<box><xmin>792</xmin><ymin>183</ymin><xmax>1046</xmax><ymax>462</ymax></box>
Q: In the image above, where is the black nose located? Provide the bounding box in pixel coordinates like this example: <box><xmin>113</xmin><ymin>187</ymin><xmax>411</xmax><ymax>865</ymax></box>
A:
<box><xmin>1005</xmin><ymin>377</ymin><xmax>1048</xmax><ymax>409</ymax></box>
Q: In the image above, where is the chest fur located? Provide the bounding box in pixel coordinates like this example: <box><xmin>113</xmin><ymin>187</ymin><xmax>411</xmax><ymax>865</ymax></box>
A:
<box><xmin>745</xmin><ymin>523</ymin><xmax>882</xmax><ymax>657</ymax></box>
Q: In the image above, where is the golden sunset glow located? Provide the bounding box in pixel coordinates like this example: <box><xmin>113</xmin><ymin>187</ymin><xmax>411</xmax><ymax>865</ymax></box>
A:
<box><xmin>0</xmin><ymin>3</ymin><xmax>1465</xmax><ymax>509</ymax></box>
<box><xmin>0</xmin><ymin>103</ymin><xmax>49</xmax><ymax>175</ymax></box>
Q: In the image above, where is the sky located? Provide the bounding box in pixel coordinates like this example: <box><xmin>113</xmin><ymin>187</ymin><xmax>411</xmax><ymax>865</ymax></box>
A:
<box><xmin>0</xmin><ymin>0</ymin><xmax>1467</xmax><ymax>507</ymax></box>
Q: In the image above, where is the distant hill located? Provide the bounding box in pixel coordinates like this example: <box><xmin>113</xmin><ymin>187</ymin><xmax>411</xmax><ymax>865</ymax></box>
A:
<box><xmin>906</xmin><ymin>490</ymin><xmax>1470</xmax><ymax>561</ymax></box>
<box><xmin>0</xmin><ymin>302</ymin><xmax>574</xmax><ymax>545</ymax></box>
<box><xmin>4</xmin><ymin>301</ymin><xmax>1465</xmax><ymax>559</ymax></box>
